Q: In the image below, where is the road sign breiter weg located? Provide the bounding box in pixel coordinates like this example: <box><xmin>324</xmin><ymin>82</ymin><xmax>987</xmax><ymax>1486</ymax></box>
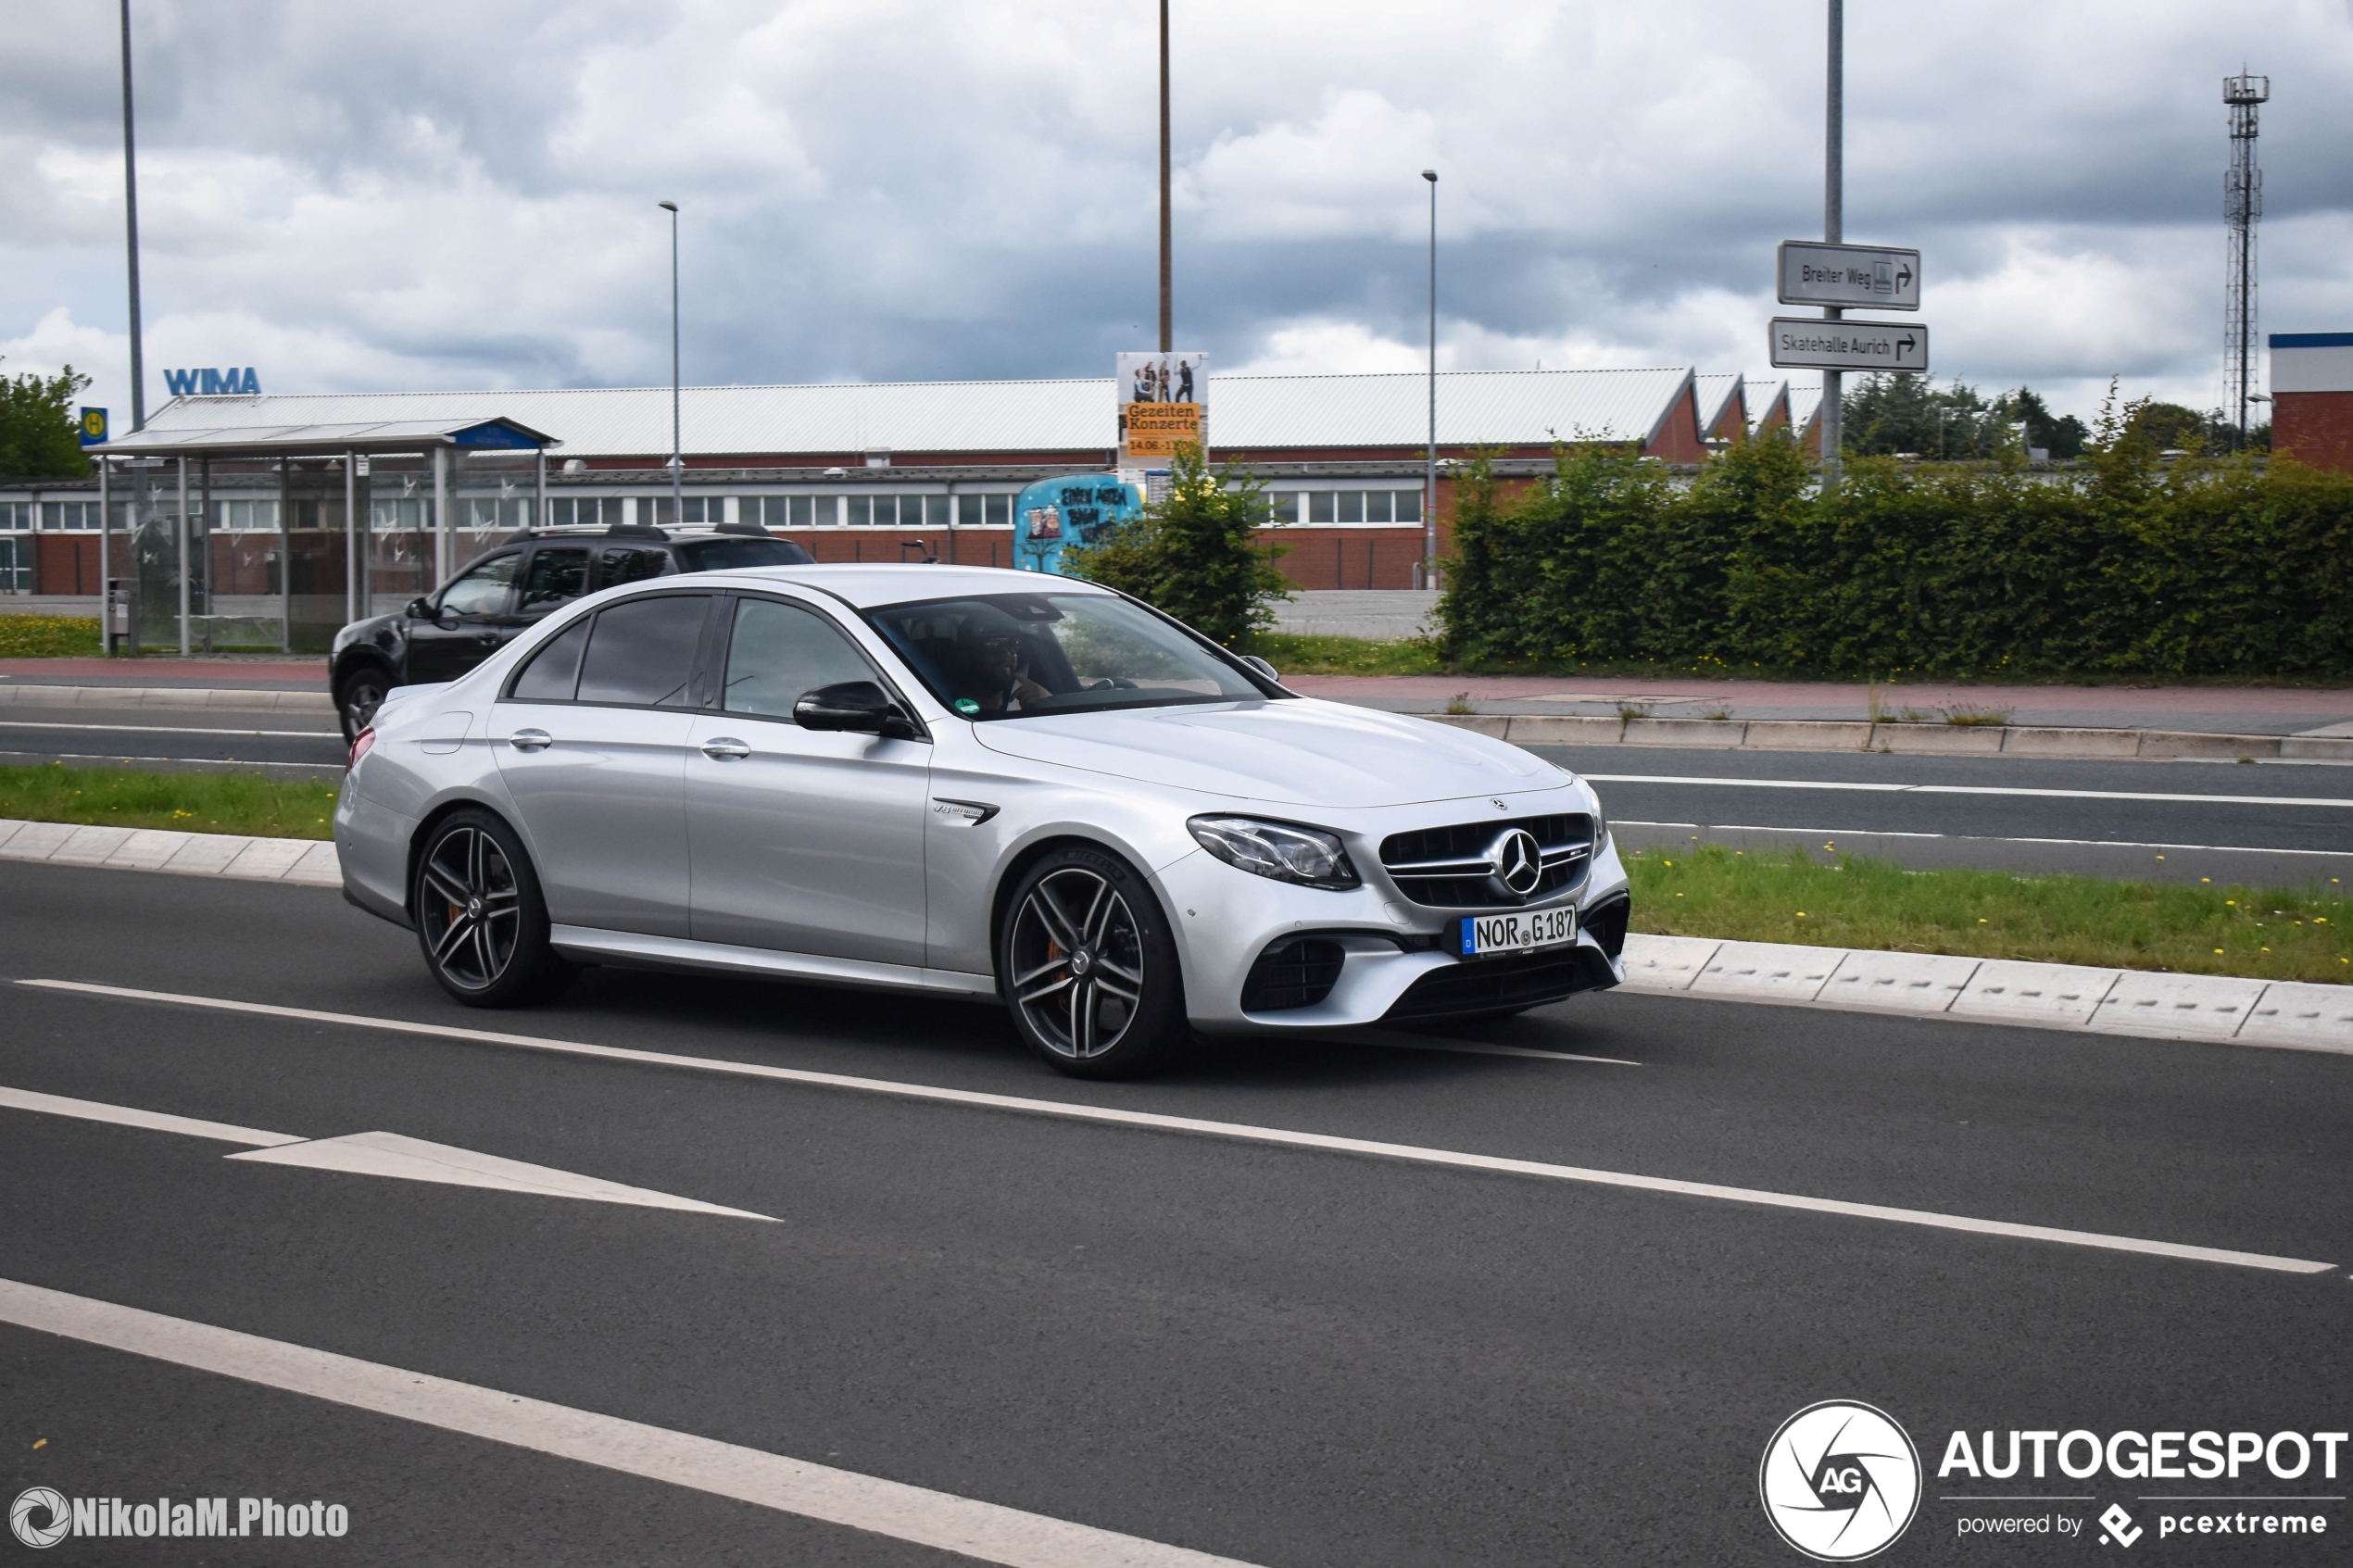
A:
<box><xmin>1778</xmin><ymin>241</ymin><xmax>1921</xmax><ymax>310</ymax></box>
<box><xmin>1769</xmin><ymin>319</ymin><xmax>1930</xmax><ymax>373</ymax></box>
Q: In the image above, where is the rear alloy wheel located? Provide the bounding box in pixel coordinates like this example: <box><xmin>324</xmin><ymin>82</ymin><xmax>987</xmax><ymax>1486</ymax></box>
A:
<box><xmin>413</xmin><ymin>809</ymin><xmax>574</xmax><ymax>1007</ymax></box>
<box><xmin>1000</xmin><ymin>846</ymin><xmax>1187</xmax><ymax>1078</ymax></box>
<box><xmin>337</xmin><ymin>667</ymin><xmax>390</xmax><ymax>746</ymax></box>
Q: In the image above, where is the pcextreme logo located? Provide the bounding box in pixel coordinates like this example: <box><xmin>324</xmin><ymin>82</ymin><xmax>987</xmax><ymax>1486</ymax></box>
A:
<box><xmin>1759</xmin><ymin>1400</ymin><xmax>1924</xmax><ymax>1562</ymax></box>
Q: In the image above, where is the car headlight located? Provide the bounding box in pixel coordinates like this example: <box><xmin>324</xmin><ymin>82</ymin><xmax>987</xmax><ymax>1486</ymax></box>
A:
<box><xmin>1592</xmin><ymin>800</ymin><xmax>1608</xmax><ymax>851</ymax></box>
<box><xmin>1188</xmin><ymin>815</ymin><xmax>1360</xmax><ymax>891</ymax></box>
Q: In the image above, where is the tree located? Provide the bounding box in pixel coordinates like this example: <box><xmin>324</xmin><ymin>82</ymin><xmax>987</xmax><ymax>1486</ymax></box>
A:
<box><xmin>1842</xmin><ymin>374</ymin><xmax>2015</xmax><ymax>459</ymax></box>
<box><xmin>1061</xmin><ymin>443</ymin><xmax>1292</xmax><ymax>646</ymax></box>
<box><xmin>2007</xmin><ymin>387</ymin><xmax>2089</xmax><ymax>459</ymax></box>
<box><xmin>0</xmin><ymin>361</ymin><xmax>94</xmax><ymax>478</ymax></box>
<box><xmin>2129</xmin><ymin>401</ymin><xmax>2216</xmax><ymax>452</ymax></box>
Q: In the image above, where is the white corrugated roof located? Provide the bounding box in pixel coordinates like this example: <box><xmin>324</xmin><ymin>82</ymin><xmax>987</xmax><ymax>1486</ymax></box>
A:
<box><xmin>138</xmin><ymin>368</ymin><xmax>1697</xmax><ymax>459</ymax></box>
<box><xmin>1692</xmin><ymin>373</ymin><xmax>1743</xmax><ymax>438</ymax></box>
<box><xmin>1743</xmin><ymin>379</ymin><xmax>1789</xmax><ymax>433</ymax></box>
<box><xmin>1787</xmin><ymin>383</ymin><xmax>1823</xmax><ymax>434</ymax></box>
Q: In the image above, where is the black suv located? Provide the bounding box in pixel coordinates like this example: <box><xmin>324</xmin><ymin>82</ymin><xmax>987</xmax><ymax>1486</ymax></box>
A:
<box><xmin>328</xmin><ymin>522</ymin><xmax>815</xmax><ymax>739</ymax></box>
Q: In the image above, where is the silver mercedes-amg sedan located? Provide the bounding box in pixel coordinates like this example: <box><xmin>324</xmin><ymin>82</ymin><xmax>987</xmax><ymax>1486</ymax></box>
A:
<box><xmin>335</xmin><ymin>564</ymin><xmax>1629</xmax><ymax>1076</ymax></box>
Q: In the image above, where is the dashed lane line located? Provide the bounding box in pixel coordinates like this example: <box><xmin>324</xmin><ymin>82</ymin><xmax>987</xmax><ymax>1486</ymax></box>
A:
<box><xmin>1584</xmin><ymin>774</ymin><xmax>2353</xmax><ymax>809</ymax></box>
<box><xmin>17</xmin><ymin>978</ymin><xmax>2335</xmax><ymax>1276</ymax></box>
<box><xmin>0</xmin><ymin>1277</ymin><xmax>1265</xmax><ymax>1568</ymax></box>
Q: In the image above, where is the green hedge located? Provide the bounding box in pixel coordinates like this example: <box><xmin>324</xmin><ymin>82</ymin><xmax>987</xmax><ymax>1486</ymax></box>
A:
<box><xmin>1436</xmin><ymin>433</ymin><xmax>2353</xmax><ymax>677</ymax></box>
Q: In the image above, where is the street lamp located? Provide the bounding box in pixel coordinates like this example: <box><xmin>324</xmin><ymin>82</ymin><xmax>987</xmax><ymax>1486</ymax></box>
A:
<box><xmin>658</xmin><ymin>199</ymin><xmax>682</xmax><ymax>527</ymax></box>
<box><xmin>1421</xmin><ymin>169</ymin><xmax>1438</xmax><ymax>590</ymax></box>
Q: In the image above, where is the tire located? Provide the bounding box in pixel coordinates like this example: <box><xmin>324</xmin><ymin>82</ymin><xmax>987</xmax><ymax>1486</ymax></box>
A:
<box><xmin>412</xmin><ymin>808</ymin><xmax>575</xmax><ymax>1008</ymax></box>
<box><xmin>337</xmin><ymin>665</ymin><xmax>392</xmax><ymax>746</ymax></box>
<box><xmin>999</xmin><ymin>844</ymin><xmax>1189</xmax><ymax>1078</ymax></box>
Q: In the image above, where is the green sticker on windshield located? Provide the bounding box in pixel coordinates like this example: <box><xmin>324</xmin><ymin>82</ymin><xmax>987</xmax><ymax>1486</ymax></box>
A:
<box><xmin>953</xmin><ymin>697</ymin><xmax>981</xmax><ymax>716</ymax></box>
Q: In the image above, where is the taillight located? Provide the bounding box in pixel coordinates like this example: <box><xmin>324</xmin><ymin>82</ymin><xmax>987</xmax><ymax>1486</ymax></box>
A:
<box><xmin>347</xmin><ymin>727</ymin><xmax>376</xmax><ymax>770</ymax></box>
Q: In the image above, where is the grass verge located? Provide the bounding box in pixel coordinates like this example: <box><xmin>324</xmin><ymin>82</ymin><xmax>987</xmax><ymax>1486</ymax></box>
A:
<box><xmin>0</xmin><ymin>615</ymin><xmax>101</xmax><ymax>658</ymax></box>
<box><xmin>1626</xmin><ymin>843</ymin><xmax>2351</xmax><ymax>985</ymax></box>
<box><xmin>0</xmin><ymin>763</ymin><xmax>337</xmax><ymax>840</ymax></box>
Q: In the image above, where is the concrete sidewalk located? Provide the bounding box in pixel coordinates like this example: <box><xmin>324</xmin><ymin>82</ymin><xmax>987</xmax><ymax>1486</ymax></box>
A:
<box><xmin>1286</xmin><ymin>671</ymin><xmax>2353</xmax><ymax>736</ymax></box>
<box><xmin>0</xmin><ymin>656</ymin><xmax>325</xmax><ymax>690</ymax></box>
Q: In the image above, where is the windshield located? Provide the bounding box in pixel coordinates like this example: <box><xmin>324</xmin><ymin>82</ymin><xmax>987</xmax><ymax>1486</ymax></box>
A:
<box><xmin>866</xmin><ymin>592</ymin><xmax>1270</xmax><ymax>720</ymax></box>
<box><xmin>674</xmin><ymin>537</ymin><xmax>815</xmax><ymax>571</ymax></box>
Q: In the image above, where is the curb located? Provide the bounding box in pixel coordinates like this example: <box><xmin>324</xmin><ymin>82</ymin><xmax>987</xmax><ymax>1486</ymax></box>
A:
<box><xmin>6</xmin><ymin>813</ymin><xmax>2344</xmax><ymax>1055</ymax></box>
<box><xmin>1425</xmin><ymin>712</ymin><xmax>2353</xmax><ymax>763</ymax></box>
<box><xmin>0</xmin><ymin>817</ymin><xmax>340</xmax><ymax>887</ymax></box>
<box><xmin>0</xmin><ymin>684</ymin><xmax>333</xmax><ymax>713</ymax></box>
<box><xmin>1617</xmin><ymin>933</ymin><xmax>2352</xmax><ymax>1054</ymax></box>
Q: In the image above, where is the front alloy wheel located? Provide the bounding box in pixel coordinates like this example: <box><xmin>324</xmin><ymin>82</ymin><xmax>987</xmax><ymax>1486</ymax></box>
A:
<box><xmin>1001</xmin><ymin>847</ymin><xmax>1185</xmax><ymax>1077</ymax></box>
<box><xmin>413</xmin><ymin>809</ymin><xmax>573</xmax><ymax>1007</ymax></box>
<box><xmin>338</xmin><ymin>668</ymin><xmax>390</xmax><ymax>746</ymax></box>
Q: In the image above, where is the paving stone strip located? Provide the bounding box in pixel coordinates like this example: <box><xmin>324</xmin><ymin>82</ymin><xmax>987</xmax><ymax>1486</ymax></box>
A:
<box><xmin>1426</xmin><ymin>712</ymin><xmax>2353</xmax><ymax>761</ymax></box>
<box><xmin>6</xmin><ymin>817</ymin><xmax>2345</xmax><ymax>1053</ymax></box>
<box><xmin>0</xmin><ymin>684</ymin><xmax>333</xmax><ymax>712</ymax></box>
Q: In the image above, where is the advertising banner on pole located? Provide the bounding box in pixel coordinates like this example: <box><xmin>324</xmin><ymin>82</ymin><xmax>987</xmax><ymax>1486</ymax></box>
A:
<box><xmin>1117</xmin><ymin>351</ymin><xmax>1206</xmax><ymax>464</ymax></box>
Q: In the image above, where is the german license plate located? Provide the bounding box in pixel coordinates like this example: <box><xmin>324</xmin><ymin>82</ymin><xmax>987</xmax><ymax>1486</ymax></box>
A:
<box><xmin>1458</xmin><ymin>907</ymin><xmax>1578</xmax><ymax>958</ymax></box>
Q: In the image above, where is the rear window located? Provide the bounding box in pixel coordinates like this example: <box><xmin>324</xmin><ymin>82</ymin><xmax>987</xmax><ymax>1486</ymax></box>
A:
<box><xmin>673</xmin><ymin>537</ymin><xmax>814</xmax><ymax>571</ymax></box>
<box><xmin>574</xmin><ymin>595</ymin><xmax>711</xmax><ymax>708</ymax></box>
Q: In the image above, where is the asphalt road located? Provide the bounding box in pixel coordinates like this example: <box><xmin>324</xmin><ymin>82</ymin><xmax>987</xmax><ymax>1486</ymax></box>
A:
<box><xmin>0</xmin><ymin>706</ymin><xmax>346</xmax><ymax>778</ymax></box>
<box><xmin>4</xmin><ymin>860</ymin><xmax>2348</xmax><ymax>1565</ymax></box>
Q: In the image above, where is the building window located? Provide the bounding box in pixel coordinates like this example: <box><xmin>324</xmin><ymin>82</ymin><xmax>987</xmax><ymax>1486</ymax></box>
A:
<box><xmin>39</xmin><ymin>501</ymin><xmax>102</xmax><ymax>531</ymax></box>
<box><xmin>1396</xmin><ymin>488</ymin><xmax>1422</xmax><ymax>523</ymax></box>
<box><xmin>211</xmin><ymin>499</ymin><xmax>283</xmax><ymax>532</ymax></box>
<box><xmin>0</xmin><ymin>502</ymin><xmax>30</xmax><ymax>532</ymax></box>
<box><xmin>643</xmin><ymin>495</ymin><xmax>721</xmax><ymax>527</ymax></box>
<box><xmin>465</xmin><ymin>497</ymin><xmax>534</xmax><ymax>530</ymax></box>
<box><xmin>0</xmin><ymin>536</ymin><xmax>30</xmax><ymax>592</ymax></box>
<box><xmin>957</xmin><ymin>494</ymin><xmax>1013</xmax><ymax>527</ymax></box>
<box><xmin>547</xmin><ymin>496</ymin><xmax>624</xmax><ymax>528</ymax></box>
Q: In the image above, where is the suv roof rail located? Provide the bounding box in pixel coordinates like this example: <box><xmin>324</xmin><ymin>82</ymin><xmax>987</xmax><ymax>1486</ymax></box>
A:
<box><xmin>711</xmin><ymin>521</ymin><xmax>770</xmax><ymax>537</ymax></box>
<box><xmin>602</xmin><ymin>523</ymin><xmax>668</xmax><ymax>539</ymax></box>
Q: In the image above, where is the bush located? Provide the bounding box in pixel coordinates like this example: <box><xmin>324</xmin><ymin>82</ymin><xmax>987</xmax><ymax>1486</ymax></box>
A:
<box><xmin>0</xmin><ymin>615</ymin><xmax>101</xmax><ymax>658</ymax></box>
<box><xmin>1436</xmin><ymin>410</ymin><xmax>2353</xmax><ymax>678</ymax></box>
<box><xmin>1063</xmin><ymin>443</ymin><xmax>1292</xmax><ymax>646</ymax></box>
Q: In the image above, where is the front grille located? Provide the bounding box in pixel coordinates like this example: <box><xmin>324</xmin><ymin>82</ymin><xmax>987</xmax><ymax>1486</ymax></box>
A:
<box><xmin>1382</xmin><ymin>946</ymin><xmax>1614</xmax><ymax>1022</ymax></box>
<box><xmin>1240</xmin><ymin>937</ymin><xmax>1346</xmax><ymax>1011</ymax></box>
<box><xmin>1379</xmin><ymin>813</ymin><xmax>1595</xmax><ymax>908</ymax></box>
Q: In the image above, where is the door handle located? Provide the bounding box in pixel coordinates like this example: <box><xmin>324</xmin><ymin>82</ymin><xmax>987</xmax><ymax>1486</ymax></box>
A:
<box><xmin>700</xmin><ymin>737</ymin><xmax>752</xmax><ymax>760</ymax></box>
<box><xmin>508</xmin><ymin>729</ymin><xmax>552</xmax><ymax>752</ymax></box>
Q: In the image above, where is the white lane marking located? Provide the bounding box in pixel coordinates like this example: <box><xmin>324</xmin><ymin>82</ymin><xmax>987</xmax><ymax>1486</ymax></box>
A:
<box><xmin>1617</xmin><ymin>822</ymin><xmax>2353</xmax><ymax>859</ymax></box>
<box><xmin>1585</xmin><ymin>774</ymin><xmax>2353</xmax><ymax>809</ymax></box>
<box><xmin>0</xmin><ymin>1085</ymin><xmax>304</xmax><ymax>1148</ymax></box>
<box><xmin>0</xmin><ymin>721</ymin><xmax>334</xmax><ymax>738</ymax></box>
<box><xmin>0</xmin><ymin>1277</ymin><xmax>1264</xmax><ymax>1568</ymax></box>
<box><xmin>229</xmin><ymin>1132</ymin><xmax>776</xmax><ymax>1221</ymax></box>
<box><xmin>0</xmin><ymin>1084</ymin><xmax>773</xmax><ymax>1221</ymax></box>
<box><xmin>1344</xmin><ymin>1035</ymin><xmax>1642</xmax><ymax>1065</ymax></box>
<box><xmin>22</xmin><ymin>980</ymin><xmax>2333</xmax><ymax>1275</ymax></box>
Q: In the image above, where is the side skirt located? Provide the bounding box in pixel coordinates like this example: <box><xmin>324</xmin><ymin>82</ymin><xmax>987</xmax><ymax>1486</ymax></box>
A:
<box><xmin>547</xmin><ymin>925</ymin><xmax>1000</xmax><ymax>1002</ymax></box>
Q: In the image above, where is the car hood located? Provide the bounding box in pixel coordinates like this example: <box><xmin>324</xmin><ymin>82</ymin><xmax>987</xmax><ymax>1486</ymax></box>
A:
<box><xmin>969</xmin><ymin>698</ymin><xmax>1567</xmax><ymax>808</ymax></box>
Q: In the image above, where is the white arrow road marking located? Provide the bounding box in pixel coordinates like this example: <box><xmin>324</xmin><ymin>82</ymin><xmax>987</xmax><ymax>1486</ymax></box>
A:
<box><xmin>0</xmin><ymin>1277</ymin><xmax>1266</xmax><ymax>1568</ymax></box>
<box><xmin>227</xmin><ymin>1131</ymin><xmax>774</xmax><ymax>1220</ymax></box>
<box><xmin>19</xmin><ymin>981</ymin><xmax>2334</xmax><ymax>1275</ymax></box>
<box><xmin>0</xmin><ymin>1083</ymin><xmax>773</xmax><ymax>1222</ymax></box>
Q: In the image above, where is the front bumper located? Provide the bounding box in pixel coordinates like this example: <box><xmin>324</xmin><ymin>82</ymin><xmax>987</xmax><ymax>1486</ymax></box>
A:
<box><xmin>1158</xmin><ymin>834</ymin><xmax>1631</xmax><ymax>1032</ymax></box>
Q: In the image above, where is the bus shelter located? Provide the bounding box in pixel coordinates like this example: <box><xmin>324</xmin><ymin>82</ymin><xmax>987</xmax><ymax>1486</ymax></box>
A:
<box><xmin>87</xmin><ymin>415</ymin><xmax>559</xmax><ymax>655</ymax></box>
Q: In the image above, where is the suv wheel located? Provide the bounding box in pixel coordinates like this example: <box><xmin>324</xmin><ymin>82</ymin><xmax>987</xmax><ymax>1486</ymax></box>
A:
<box><xmin>337</xmin><ymin>666</ymin><xmax>391</xmax><ymax>746</ymax></box>
<box><xmin>413</xmin><ymin>809</ymin><xmax>575</xmax><ymax>1007</ymax></box>
<box><xmin>999</xmin><ymin>845</ymin><xmax>1187</xmax><ymax>1078</ymax></box>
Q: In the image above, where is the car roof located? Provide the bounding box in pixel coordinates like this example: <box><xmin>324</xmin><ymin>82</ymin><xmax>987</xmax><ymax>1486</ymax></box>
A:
<box><xmin>690</xmin><ymin>563</ymin><xmax>1115</xmax><ymax>610</ymax></box>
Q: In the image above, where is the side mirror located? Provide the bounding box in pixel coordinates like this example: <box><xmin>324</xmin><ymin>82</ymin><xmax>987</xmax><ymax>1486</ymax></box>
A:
<box><xmin>1239</xmin><ymin>653</ymin><xmax>1280</xmax><ymax>683</ymax></box>
<box><xmin>406</xmin><ymin>597</ymin><xmax>434</xmax><ymax>620</ymax></box>
<box><xmin>795</xmin><ymin>681</ymin><xmax>923</xmax><ymax>741</ymax></box>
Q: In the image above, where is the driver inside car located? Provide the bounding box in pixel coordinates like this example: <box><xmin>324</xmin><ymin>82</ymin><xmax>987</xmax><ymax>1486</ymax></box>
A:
<box><xmin>955</xmin><ymin>633</ymin><xmax>1053</xmax><ymax>714</ymax></box>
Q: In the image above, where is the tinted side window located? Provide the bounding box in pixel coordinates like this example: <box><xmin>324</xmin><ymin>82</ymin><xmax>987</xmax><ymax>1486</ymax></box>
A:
<box><xmin>722</xmin><ymin>598</ymin><xmax>876</xmax><ymax>720</ymax></box>
<box><xmin>438</xmin><ymin>553</ymin><xmax>520</xmax><ymax>619</ymax></box>
<box><xmin>597</xmin><ymin>546</ymin><xmax>669</xmax><ymax>589</ymax></box>
<box><xmin>675</xmin><ymin>537</ymin><xmax>815</xmax><ymax>571</ymax></box>
<box><xmin>510</xmin><ymin>618</ymin><xmax>590</xmax><ymax>702</ymax></box>
<box><xmin>576</xmin><ymin>596</ymin><xmax>710</xmax><ymax>708</ymax></box>
<box><xmin>520</xmin><ymin>547</ymin><xmax>591</xmax><ymax>616</ymax></box>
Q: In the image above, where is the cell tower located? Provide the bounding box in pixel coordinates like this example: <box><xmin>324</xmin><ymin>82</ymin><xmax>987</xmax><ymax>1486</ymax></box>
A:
<box><xmin>2223</xmin><ymin>71</ymin><xmax>2269</xmax><ymax>443</ymax></box>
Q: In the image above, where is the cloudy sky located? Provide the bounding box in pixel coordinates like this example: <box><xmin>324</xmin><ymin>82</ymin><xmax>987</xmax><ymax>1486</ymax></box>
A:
<box><xmin>5</xmin><ymin>0</ymin><xmax>2349</xmax><ymax>425</ymax></box>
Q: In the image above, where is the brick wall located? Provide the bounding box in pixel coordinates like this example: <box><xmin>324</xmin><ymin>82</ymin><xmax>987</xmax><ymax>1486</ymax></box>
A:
<box><xmin>2273</xmin><ymin>391</ymin><xmax>2353</xmax><ymax>472</ymax></box>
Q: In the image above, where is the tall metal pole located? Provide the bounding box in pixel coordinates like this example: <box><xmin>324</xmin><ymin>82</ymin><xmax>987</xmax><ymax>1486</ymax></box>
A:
<box><xmin>1422</xmin><ymin>169</ymin><xmax>1438</xmax><ymax>590</ymax></box>
<box><xmin>659</xmin><ymin>200</ymin><xmax>682</xmax><ymax>525</ymax></box>
<box><xmin>1820</xmin><ymin>0</ymin><xmax>1843</xmax><ymax>487</ymax></box>
<box><xmin>1158</xmin><ymin>0</ymin><xmax>1172</xmax><ymax>353</ymax></box>
<box><xmin>174</xmin><ymin>456</ymin><xmax>189</xmax><ymax>655</ymax></box>
<box><xmin>119</xmin><ymin>0</ymin><xmax>146</xmax><ymax>432</ymax></box>
<box><xmin>2223</xmin><ymin>73</ymin><xmax>2269</xmax><ymax>444</ymax></box>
